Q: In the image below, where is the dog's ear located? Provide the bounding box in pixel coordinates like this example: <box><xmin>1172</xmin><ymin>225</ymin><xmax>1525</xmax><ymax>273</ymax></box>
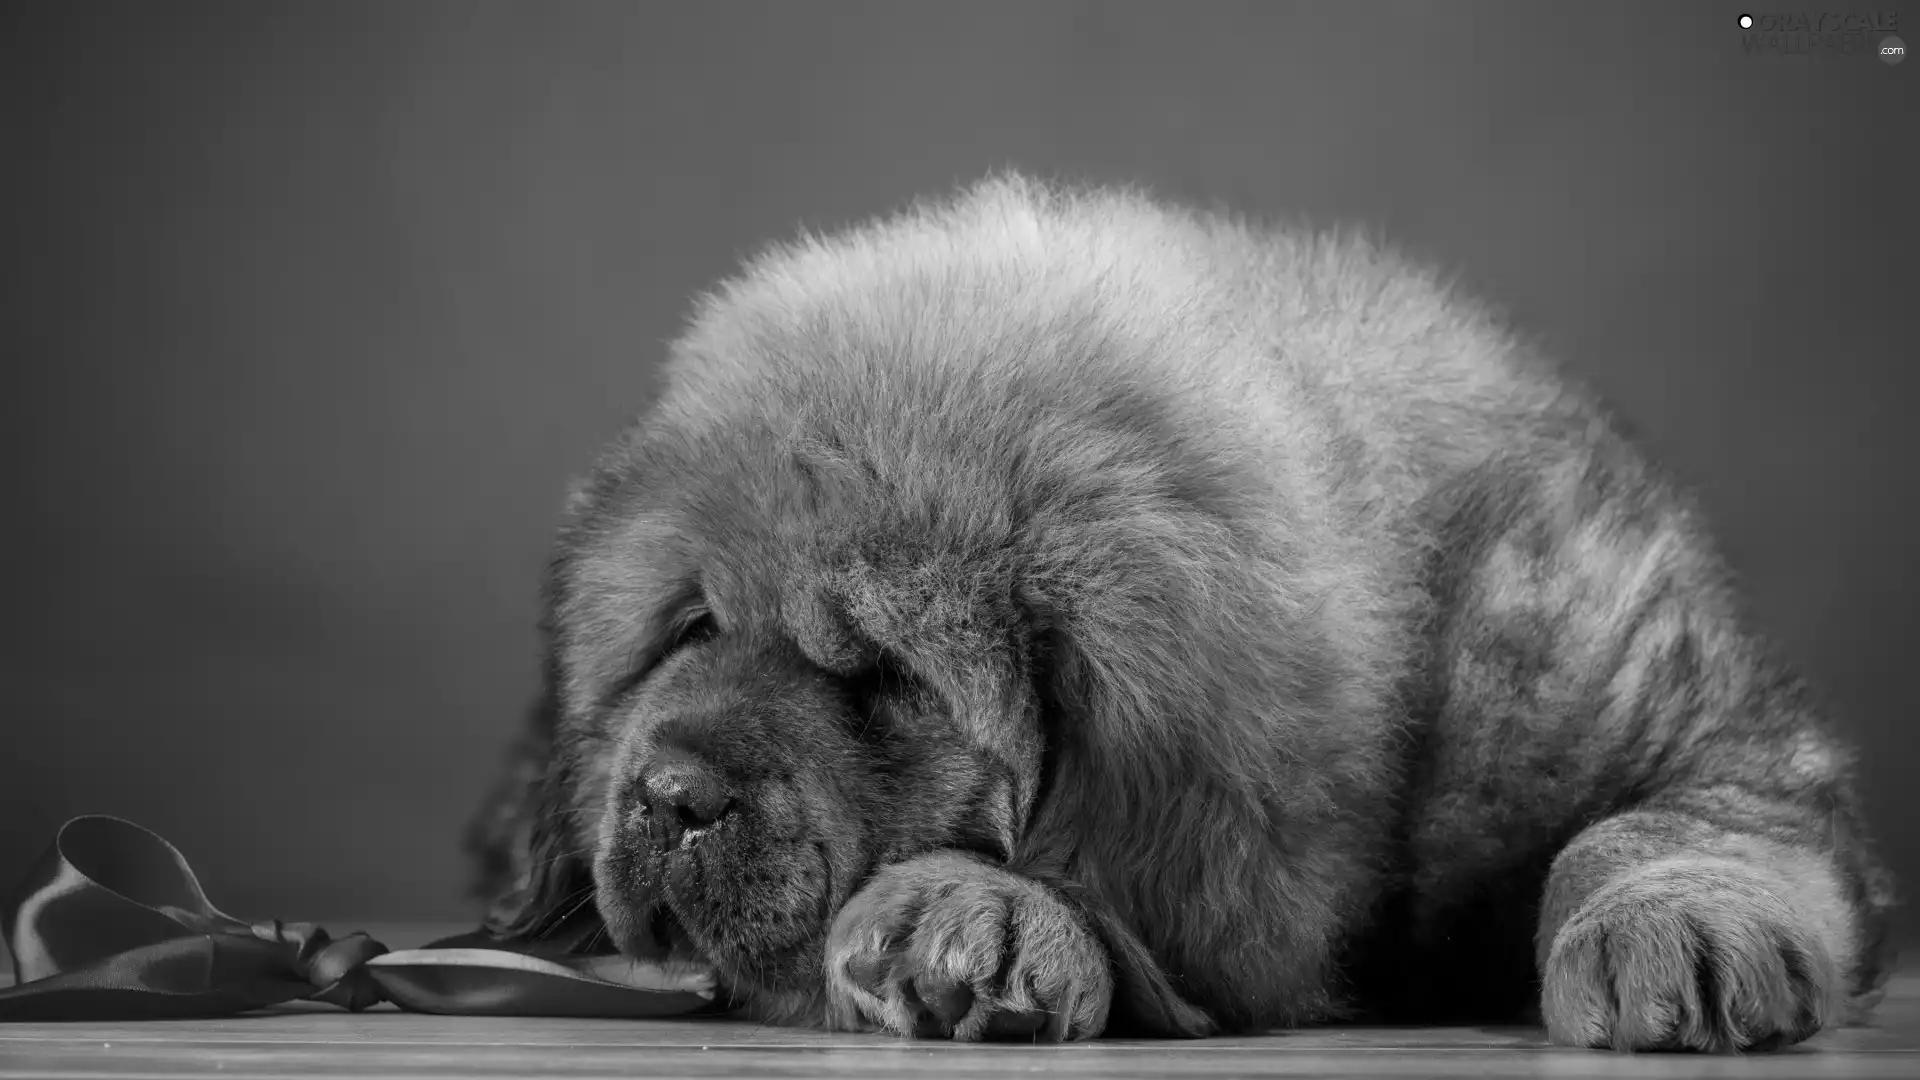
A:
<box><xmin>462</xmin><ymin>671</ymin><xmax>591</xmax><ymax>940</ymax></box>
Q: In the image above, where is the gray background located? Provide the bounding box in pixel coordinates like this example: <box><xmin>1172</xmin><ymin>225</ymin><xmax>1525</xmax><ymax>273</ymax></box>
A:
<box><xmin>5</xmin><ymin>2</ymin><xmax>1916</xmax><ymax>939</ymax></box>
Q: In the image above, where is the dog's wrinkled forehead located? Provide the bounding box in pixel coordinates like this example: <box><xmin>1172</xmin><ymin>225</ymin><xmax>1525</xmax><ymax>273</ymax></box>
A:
<box><xmin>549</xmin><ymin>418</ymin><xmax>882</xmax><ymax>720</ymax></box>
<box><xmin>553</xmin><ymin>405</ymin><xmax>1039</xmax><ymax>787</ymax></box>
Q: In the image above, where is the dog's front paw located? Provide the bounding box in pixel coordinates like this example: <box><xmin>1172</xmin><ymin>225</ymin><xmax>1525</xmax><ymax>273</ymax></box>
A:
<box><xmin>1542</xmin><ymin>859</ymin><xmax>1841</xmax><ymax>1052</ymax></box>
<box><xmin>825</xmin><ymin>850</ymin><xmax>1112</xmax><ymax>1041</ymax></box>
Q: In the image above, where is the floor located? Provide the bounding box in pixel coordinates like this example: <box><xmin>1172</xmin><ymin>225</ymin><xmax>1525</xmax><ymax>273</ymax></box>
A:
<box><xmin>2</xmin><ymin>926</ymin><xmax>1914</xmax><ymax>1078</ymax></box>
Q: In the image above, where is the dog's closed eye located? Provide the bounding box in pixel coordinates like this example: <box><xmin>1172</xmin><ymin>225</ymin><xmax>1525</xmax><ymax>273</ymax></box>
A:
<box><xmin>842</xmin><ymin>650</ymin><xmax>927</xmax><ymax>738</ymax></box>
<box><xmin>665</xmin><ymin>611</ymin><xmax>720</xmax><ymax>656</ymax></box>
<box><xmin>605</xmin><ymin>610</ymin><xmax>722</xmax><ymax>705</ymax></box>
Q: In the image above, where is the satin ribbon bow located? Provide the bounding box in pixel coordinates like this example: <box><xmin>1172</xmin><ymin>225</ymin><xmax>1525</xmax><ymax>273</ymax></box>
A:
<box><xmin>0</xmin><ymin>816</ymin><xmax>716</xmax><ymax>1021</ymax></box>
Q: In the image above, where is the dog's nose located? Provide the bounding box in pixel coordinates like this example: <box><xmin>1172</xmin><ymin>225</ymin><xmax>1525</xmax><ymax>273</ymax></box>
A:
<box><xmin>636</xmin><ymin>752</ymin><xmax>735</xmax><ymax>851</ymax></box>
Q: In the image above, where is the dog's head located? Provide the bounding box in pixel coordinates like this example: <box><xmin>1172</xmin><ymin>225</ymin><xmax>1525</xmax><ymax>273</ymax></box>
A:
<box><xmin>479</xmin><ymin>405</ymin><xmax>1056</xmax><ymax>1011</ymax></box>
<box><xmin>464</xmin><ymin>176</ymin><xmax>1322</xmax><ymax>1026</ymax></box>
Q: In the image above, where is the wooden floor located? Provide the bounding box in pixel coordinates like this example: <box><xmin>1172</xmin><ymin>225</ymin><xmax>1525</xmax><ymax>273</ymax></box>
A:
<box><xmin>2</xmin><ymin>926</ymin><xmax>1915</xmax><ymax>1078</ymax></box>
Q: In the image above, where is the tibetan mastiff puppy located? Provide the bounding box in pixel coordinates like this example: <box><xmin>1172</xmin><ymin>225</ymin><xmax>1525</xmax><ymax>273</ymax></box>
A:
<box><xmin>465</xmin><ymin>174</ymin><xmax>1896</xmax><ymax>1050</ymax></box>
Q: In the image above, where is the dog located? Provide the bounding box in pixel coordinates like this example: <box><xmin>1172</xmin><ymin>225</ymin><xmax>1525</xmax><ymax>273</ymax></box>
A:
<box><xmin>464</xmin><ymin>173</ymin><xmax>1897</xmax><ymax>1050</ymax></box>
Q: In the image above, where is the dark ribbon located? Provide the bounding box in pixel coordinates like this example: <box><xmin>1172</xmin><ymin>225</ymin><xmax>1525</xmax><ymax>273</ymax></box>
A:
<box><xmin>0</xmin><ymin>816</ymin><xmax>716</xmax><ymax>1021</ymax></box>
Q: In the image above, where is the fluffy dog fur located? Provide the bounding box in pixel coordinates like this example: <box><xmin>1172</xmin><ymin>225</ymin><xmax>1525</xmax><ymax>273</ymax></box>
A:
<box><xmin>465</xmin><ymin>173</ymin><xmax>1898</xmax><ymax>1050</ymax></box>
